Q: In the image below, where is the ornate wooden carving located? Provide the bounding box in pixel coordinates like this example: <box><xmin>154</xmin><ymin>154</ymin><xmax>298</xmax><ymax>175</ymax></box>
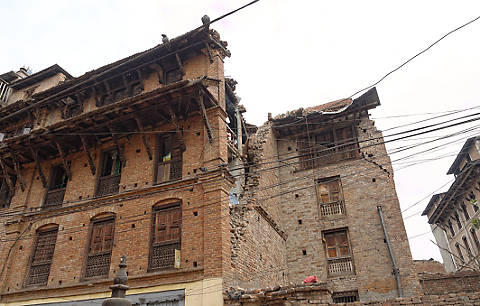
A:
<box><xmin>85</xmin><ymin>218</ymin><xmax>114</xmax><ymax>278</ymax></box>
<box><xmin>167</xmin><ymin>105</ymin><xmax>186</xmax><ymax>151</ymax></box>
<box><xmin>0</xmin><ymin>158</ymin><xmax>13</xmax><ymax>192</ymax></box>
<box><xmin>27</xmin><ymin>227</ymin><xmax>58</xmax><ymax>285</ymax></box>
<box><xmin>9</xmin><ymin>149</ymin><xmax>25</xmax><ymax>191</ymax></box>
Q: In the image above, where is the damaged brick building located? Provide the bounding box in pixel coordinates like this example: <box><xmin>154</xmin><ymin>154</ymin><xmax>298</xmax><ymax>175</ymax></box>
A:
<box><xmin>0</xmin><ymin>24</ymin><xmax>247</xmax><ymax>305</ymax></box>
<box><xmin>229</xmin><ymin>88</ymin><xmax>422</xmax><ymax>303</ymax></box>
<box><xmin>0</xmin><ymin>21</ymin><xmax>425</xmax><ymax>305</ymax></box>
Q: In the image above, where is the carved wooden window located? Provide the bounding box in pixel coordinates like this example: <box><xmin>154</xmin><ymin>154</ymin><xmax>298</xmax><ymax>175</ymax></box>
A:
<box><xmin>298</xmin><ymin>125</ymin><xmax>358</xmax><ymax>170</ymax></box>
<box><xmin>0</xmin><ymin>177</ymin><xmax>15</xmax><ymax>209</ymax></box>
<box><xmin>44</xmin><ymin>166</ymin><xmax>68</xmax><ymax>208</ymax></box>
<box><xmin>149</xmin><ymin>203</ymin><xmax>181</xmax><ymax>270</ymax></box>
<box><xmin>156</xmin><ymin>135</ymin><xmax>182</xmax><ymax>184</ymax></box>
<box><xmin>317</xmin><ymin>177</ymin><xmax>345</xmax><ymax>217</ymax></box>
<box><xmin>96</xmin><ymin>149</ymin><xmax>122</xmax><ymax>197</ymax></box>
<box><xmin>323</xmin><ymin>230</ymin><xmax>353</xmax><ymax>276</ymax></box>
<box><xmin>85</xmin><ymin>216</ymin><xmax>115</xmax><ymax>278</ymax></box>
<box><xmin>26</xmin><ymin>225</ymin><xmax>58</xmax><ymax>286</ymax></box>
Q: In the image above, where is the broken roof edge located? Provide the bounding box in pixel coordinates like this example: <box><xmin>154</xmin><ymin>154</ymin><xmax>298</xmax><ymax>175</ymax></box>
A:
<box><xmin>271</xmin><ymin>87</ymin><xmax>380</xmax><ymax>124</ymax></box>
<box><xmin>422</xmin><ymin>192</ymin><xmax>446</xmax><ymax>216</ymax></box>
<box><xmin>447</xmin><ymin>136</ymin><xmax>479</xmax><ymax>175</ymax></box>
<box><xmin>9</xmin><ymin>64</ymin><xmax>72</xmax><ymax>90</ymax></box>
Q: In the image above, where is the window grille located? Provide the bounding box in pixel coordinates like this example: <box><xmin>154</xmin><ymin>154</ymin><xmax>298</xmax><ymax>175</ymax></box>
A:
<box><xmin>150</xmin><ymin>203</ymin><xmax>181</xmax><ymax>270</ymax></box>
<box><xmin>324</xmin><ymin>230</ymin><xmax>354</xmax><ymax>276</ymax></box>
<box><xmin>156</xmin><ymin>135</ymin><xmax>182</xmax><ymax>184</ymax></box>
<box><xmin>85</xmin><ymin>217</ymin><xmax>114</xmax><ymax>278</ymax></box>
<box><xmin>44</xmin><ymin>166</ymin><xmax>68</xmax><ymax>208</ymax></box>
<box><xmin>96</xmin><ymin>150</ymin><xmax>122</xmax><ymax>197</ymax></box>
<box><xmin>27</xmin><ymin>226</ymin><xmax>58</xmax><ymax>285</ymax></box>
<box><xmin>332</xmin><ymin>291</ymin><xmax>359</xmax><ymax>303</ymax></box>
<box><xmin>317</xmin><ymin>177</ymin><xmax>345</xmax><ymax>217</ymax></box>
<box><xmin>298</xmin><ymin>125</ymin><xmax>358</xmax><ymax>170</ymax></box>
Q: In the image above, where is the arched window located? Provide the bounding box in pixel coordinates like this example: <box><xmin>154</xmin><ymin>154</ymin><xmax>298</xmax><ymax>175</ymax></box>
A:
<box><xmin>149</xmin><ymin>200</ymin><xmax>181</xmax><ymax>270</ymax></box>
<box><xmin>27</xmin><ymin>224</ymin><xmax>59</xmax><ymax>286</ymax></box>
<box><xmin>470</xmin><ymin>228</ymin><xmax>480</xmax><ymax>252</ymax></box>
<box><xmin>455</xmin><ymin>243</ymin><xmax>464</xmax><ymax>262</ymax></box>
<box><xmin>85</xmin><ymin>213</ymin><xmax>115</xmax><ymax>278</ymax></box>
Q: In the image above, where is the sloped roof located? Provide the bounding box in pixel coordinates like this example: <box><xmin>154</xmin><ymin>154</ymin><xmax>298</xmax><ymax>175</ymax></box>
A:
<box><xmin>9</xmin><ymin>64</ymin><xmax>72</xmax><ymax>90</ymax></box>
<box><xmin>447</xmin><ymin>136</ymin><xmax>480</xmax><ymax>175</ymax></box>
<box><xmin>272</xmin><ymin>87</ymin><xmax>380</xmax><ymax>123</ymax></box>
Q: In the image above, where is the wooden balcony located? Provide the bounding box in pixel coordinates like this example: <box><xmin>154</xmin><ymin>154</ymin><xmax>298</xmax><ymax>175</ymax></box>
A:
<box><xmin>328</xmin><ymin>257</ymin><xmax>353</xmax><ymax>276</ymax></box>
<box><xmin>43</xmin><ymin>188</ymin><xmax>66</xmax><ymax>209</ymax></box>
<box><xmin>320</xmin><ymin>200</ymin><xmax>346</xmax><ymax>217</ymax></box>
<box><xmin>96</xmin><ymin>174</ymin><xmax>121</xmax><ymax>197</ymax></box>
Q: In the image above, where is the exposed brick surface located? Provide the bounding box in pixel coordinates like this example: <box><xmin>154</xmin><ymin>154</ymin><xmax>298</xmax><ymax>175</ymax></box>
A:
<box><xmin>419</xmin><ymin>271</ymin><xmax>480</xmax><ymax>295</ymax></box>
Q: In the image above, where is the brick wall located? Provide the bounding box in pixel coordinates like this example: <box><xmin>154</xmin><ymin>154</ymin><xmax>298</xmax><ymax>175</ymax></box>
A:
<box><xmin>238</xmin><ymin>112</ymin><xmax>421</xmax><ymax>302</ymax></box>
<box><xmin>419</xmin><ymin>271</ymin><xmax>480</xmax><ymax>295</ymax></box>
<box><xmin>224</xmin><ymin>284</ymin><xmax>480</xmax><ymax>305</ymax></box>
<box><xmin>414</xmin><ymin>259</ymin><xmax>446</xmax><ymax>274</ymax></box>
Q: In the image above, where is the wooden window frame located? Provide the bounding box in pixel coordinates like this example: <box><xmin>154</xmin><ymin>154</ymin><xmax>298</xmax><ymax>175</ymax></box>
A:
<box><xmin>298</xmin><ymin>124</ymin><xmax>359</xmax><ymax>170</ymax></box>
<box><xmin>83</xmin><ymin>214</ymin><xmax>115</xmax><ymax>279</ymax></box>
<box><xmin>0</xmin><ymin>176</ymin><xmax>15</xmax><ymax>209</ymax></box>
<box><xmin>154</xmin><ymin>134</ymin><xmax>183</xmax><ymax>185</ymax></box>
<box><xmin>322</xmin><ymin>228</ymin><xmax>355</xmax><ymax>277</ymax></box>
<box><xmin>43</xmin><ymin>165</ymin><xmax>68</xmax><ymax>209</ymax></box>
<box><xmin>148</xmin><ymin>201</ymin><xmax>182</xmax><ymax>271</ymax></box>
<box><xmin>316</xmin><ymin>176</ymin><xmax>346</xmax><ymax>217</ymax></box>
<box><xmin>25</xmin><ymin>224</ymin><xmax>59</xmax><ymax>287</ymax></box>
<box><xmin>95</xmin><ymin>148</ymin><xmax>122</xmax><ymax>197</ymax></box>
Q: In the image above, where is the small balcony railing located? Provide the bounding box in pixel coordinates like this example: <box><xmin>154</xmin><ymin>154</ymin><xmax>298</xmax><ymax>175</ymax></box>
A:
<box><xmin>44</xmin><ymin>188</ymin><xmax>66</xmax><ymax>208</ymax></box>
<box><xmin>328</xmin><ymin>257</ymin><xmax>353</xmax><ymax>276</ymax></box>
<box><xmin>150</xmin><ymin>242</ymin><xmax>180</xmax><ymax>270</ymax></box>
<box><xmin>96</xmin><ymin>174</ymin><xmax>121</xmax><ymax>197</ymax></box>
<box><xmin>320</xmin><ymin>200</ymin><xmax>345</xmax><ymax>217</ymax></box>
<box><xmin>157</xmin><ymin>160</ymin><xmax>182</xmax><ymax>184</ymax></box>
<box><xmin>85</xmin><ymin>251</ymin><xmax>111</xmax><ymax>278</ymax></box>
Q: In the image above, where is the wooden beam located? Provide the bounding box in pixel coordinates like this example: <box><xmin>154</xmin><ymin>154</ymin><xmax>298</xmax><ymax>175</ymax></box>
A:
<box><xmin>9</xmin><ymin>149</ymin><xmax>25</xmax><ymax>191</ymax></box>
<box><xmin>30</xmin><ymin>147</ymin><xmax>47</xmax><ymax>188</ymax></box>
<box><xmin>204</xmin><ymin>42</ymin><xmax>214</xmax><ymax>63</ymax></box>
<box><xmin>55</xmin><ymin>141</ymin><xmax>72</xmax><ymax>181</ymax></box>
<box><xmin>80</xmin><ymin>136</ymin><xmax>96</xmax><ymax>175</ymax></box>
<box><xmin>197</xmin><ymin>94</ymin><xmax>213</xmax><ymax>143</ymax></box>
<box><xmin>108</xmin><ymin>126</ymin><xmax>125</xmax><ymax>165</ymax></box>
<box><xmin>167</xmin><ymin>105</ymin><xmax>186</xmax><ymax>151</ymax></box>
<box><xmin>134</xmin><ymin>116</ymin><xmax>153</xmax><ymax>160</ymax></box>
<box><xmin>0</xmin><ymin>158</ymin><xmax>14</xmax><ymax>193</ymax></box>
<box><xmin>175</xmin><ymin>53</ymin><xmax>185</xmax><ymax>76</ymax></box>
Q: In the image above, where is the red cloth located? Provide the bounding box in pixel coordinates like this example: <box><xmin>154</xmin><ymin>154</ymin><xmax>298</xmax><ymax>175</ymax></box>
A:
<box><xmin>303</xmin><ymin>275</ymin><xmax>318</xmax><ymax>283</ymax></box>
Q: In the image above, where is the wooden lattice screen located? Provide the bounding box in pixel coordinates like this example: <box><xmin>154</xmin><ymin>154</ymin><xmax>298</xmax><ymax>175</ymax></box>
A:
<box><xmin>27</xmin><ymin>227</ymin><xmax>58</xmax><ymax>286</ymax></box>
<box><xmin>150</xmin><ymin>204</ymin><xmax>181</xmax><ymax>270</ymax></box>
<box><xmin>85</xmin><ymin>218</ymin><xmax>114</xmax><ymax>278</ymax></box>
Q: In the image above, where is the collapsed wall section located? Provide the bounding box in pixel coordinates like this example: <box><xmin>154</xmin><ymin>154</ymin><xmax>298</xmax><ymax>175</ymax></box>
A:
<box><xmin>229</xmin><ymin>122</ymin><xmax>288</xmax><ymax>288</ymax></box>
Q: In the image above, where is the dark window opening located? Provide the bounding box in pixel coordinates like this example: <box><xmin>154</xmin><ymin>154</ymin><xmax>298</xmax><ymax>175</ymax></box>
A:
<box><xmin>332</xmin><ymin>291</ymin><xmax>359</xmax><ymax>303</ymax></box>
<box><xmin>456</xmin><ymin>243</ymin><xmax>464</xmax><ymax>262</ymax></box>
<box><xmin>85</xmin><ymin>217</ymin><xmax>115</xmax><ymax>278</ymax></box>
<box><xmin>454</xmin><ymin>212</ymin><xmax>463</xmax><ymax>229</ymax></box>
<box><xmin>149</xmin><ymin>202</ymin><xmax>181</xmax><ymax>270</ymax></box>
<box><xmin>471</xmin><ymin>228</ymin><xmax>480</xmax><ymax>252</ymax></box>
<box><xmin>298</xmin><ymin>125</ymin><xmax>358</xmax><ymax>170</ymax></box>
<box><xmin>448</xmin><ymin>220</ymin><xmax>455</xmax><ymax>237</ymax></box>
<box><xmin>156</xmin><ymin>135</ymin><xmax>182</xmax><ymax>184</ymax></box>
<box><xmin>96</xmin><ymin>149</ymin><xmax>122</xmax><ymax>197</ymax></box>
<box><xmin>164</xmin><ymin>68</ymin><xmax>182</xmax><ymax>84</ymax></box>
<box><xmin>0</xmin><ymin>177</ymin><xmax>15</xmax><ymax>209</ymax></box>
<box><xmin>461</xmin><ymin>203</ymin><xmax>470</xmax><ymax>220</ymax></box>
<box><xmin>44</xmin><ymin>166</ymin><xmax>68</xmax><ymax>208</ymax></box>
<box><xmin>26</xmin><ymin>226</ymin><xmax>58</xmax><ymax>286</ymax></box>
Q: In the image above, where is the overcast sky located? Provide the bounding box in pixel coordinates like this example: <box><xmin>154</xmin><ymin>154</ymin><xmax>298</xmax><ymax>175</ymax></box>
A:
<box><xmin>2</xmin><ymin>1</ymin><xmax>480</xmax><ymax>262</ymax></box>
